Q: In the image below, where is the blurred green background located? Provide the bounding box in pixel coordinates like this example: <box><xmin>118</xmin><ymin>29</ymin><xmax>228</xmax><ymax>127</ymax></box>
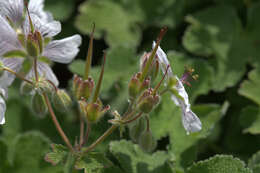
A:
<box><xmin>1</xmin><ymin>0</ymin><xmax>260</xmax><ymax>172</ymax></box>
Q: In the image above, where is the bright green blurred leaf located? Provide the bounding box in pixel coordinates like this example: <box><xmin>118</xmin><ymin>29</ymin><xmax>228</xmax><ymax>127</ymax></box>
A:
<box><xmin>45</xmin><ymin>0</ymin><xmax>74</xmax><ymax>21</ymax></box>
<box><xmin>240</xmin><ymin>106</ymin><xmax>260</xmax><ymax>135</ymax></box>
<box><xmin>239</xmin><ymin>69</ymin><xmax>260</xmax><ymax>106</ymax></box>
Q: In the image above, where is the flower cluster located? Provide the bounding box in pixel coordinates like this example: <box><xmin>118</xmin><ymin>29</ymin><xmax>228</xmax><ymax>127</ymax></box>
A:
<box><xmin>0</xmin><ymin>0</ymin><xmax>82</xmax><ymax>124</ymax></box>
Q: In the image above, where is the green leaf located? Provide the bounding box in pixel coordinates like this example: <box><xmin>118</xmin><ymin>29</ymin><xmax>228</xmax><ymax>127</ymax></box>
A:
<box><xmin>187</xmin><ymin>155</ymin><xmax>252</xmax><ymax>173</ymax></box>
<box><xmin>248</xmin><ymin>151</ymin><xmax>260</xmax><ymax>173</ymax></box>
<box><xmin>11</xmin><ymin>131</ymin><xmax>63</xmax><ymax>173</ymax></box>
<box><xmin>239</xmin><ymin>106</ymin><xmax>260</xmax><ymax>135</ymax></box>
<box><xmin>45</xmin><ymin>144</ymin><xmax>69</xmax><ymax>166</ymax></box>
<box><xmin>109</xmin><ymin>140</ymin><xmax>172</xmax><ymax>173</ymax></box>
<box><xmin>75</xmin><ymin>0</ymin><xmax>141</xmax><ymax>48</ymax></box>
<box><xmin>182</xmin><ymin>5</ymin><xmax>247</xmax><ymax>91</ymax></box>
<box><xmin>45</xmin><ymin>0</ymin><xmax>74</xmax><ymax>20</ymax></box>
<box><xmin>239</xmin><ymin>69</ymin><xmax>260</xmax><ymax>106</ymax></box>
<box><xmin>75</xmin><ymin>152</ymin><xmax>113</xmax><ymax>173</ymax></box>
<box><xmin>150</xmin><ymin>94</ymin><xmax>228</xmax><ymax>170</ymax></box>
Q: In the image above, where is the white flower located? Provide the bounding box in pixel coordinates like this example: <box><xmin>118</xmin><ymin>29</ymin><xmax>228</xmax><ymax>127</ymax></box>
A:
<box><xmin>0</xmin><ymin>0</ymin><xmax>82</xmax><ymax>87</ymax></box>
<box><xmin>152</xmin><ymin>42</ymin><xmax>202</xmax><ymax>134</ymax></box>
<box><xmin>0</xmin><ymin>87</ymin><xmax>7</xmax><ymax>125</ymax></box>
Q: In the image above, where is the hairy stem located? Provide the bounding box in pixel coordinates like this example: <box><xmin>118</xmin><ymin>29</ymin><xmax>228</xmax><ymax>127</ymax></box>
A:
<box><xmin>43</xmin><ymin>93</ymin><xmax>74</xmax><ymax>152</ymax></box>
<box><xmin>3</xmin><ymin>67</ymin><xmax>33</xmax><ymax>85</ymax></box>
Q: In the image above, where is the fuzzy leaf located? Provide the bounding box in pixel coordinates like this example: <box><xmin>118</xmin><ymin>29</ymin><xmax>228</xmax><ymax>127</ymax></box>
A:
<box><xmin>187</xmin><ymin>155</ymin><xmax>252</xmax><ymax>173</ymax></box>
<box><xmin>109</xmin><ymin>140</ymin><xmax>172</xmax><ymax>173</ymax></box>
<box><xmin>248</xmin><ymin>151</ymin><xmax>260</xmax><ymax>173</ymax></box>
<box><xmin>45</xmin><ymin>144</ymin><xmax>69</xmax><ymax>166</ymax></box>
<box><xmin>74</xmin><ymin>152</ymin><xmax>113</xmax><ymax>173</ymax></box>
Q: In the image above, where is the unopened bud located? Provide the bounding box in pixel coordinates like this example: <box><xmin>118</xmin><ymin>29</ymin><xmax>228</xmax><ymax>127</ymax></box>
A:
<box><xmin>34</xmin><ymin>31</ymin><xmax>43</xmax><ymax>53</ymax></box>
<box><xmin>31</xmin><ymin>92</ymin><xmax>47</xmax><ymax>116</ymax></box>
<box><xmin>129</xmin><ymin>117</ymin><xmax>145</xmax><ymax>143</ymax></box>
<box><xmin>80</xmin><ymin>99</ymin><xmax>110</xmax><ymax>123</ymax></box>
<box><xmin>128</xmin><ymin>73</ymin><xmax>150</xmax><ymax>101</ymax></box>
<box><xmin>52</xmin><ymin>89</ymin><xmax>72</xmax><ymax>111</ymax></box>
<box><xmin>140</xmin><ymin>52</ymin><xmax>159</xmax><ymax>80</ymax></box>
<box><xmin>37</xmin><ymin>79</ymin><xmax>54</xmax><ymax>94</ymax></box>
<box><xmin>77</xmin><ymin>78</ymin><xmax>94</xmax><ymax>100</ymax></box>
<box><xmin>20</xmin><ymin>81</ymin><xmax>34</xmax><ymax>95</ymax></box>
<box><xmin>26</xmin><ymin>34</ymin><xmax>39</xmax><ymax>57</ymax></box>
<box><xmin>137</xmin><ymin>89</ymin><xmax>160</xmax><ymax>114</ymax></box>
<box><xmin>138</xmin><ymin>130</ymin><xmax>157</xmax><ymax>152</ymax></box>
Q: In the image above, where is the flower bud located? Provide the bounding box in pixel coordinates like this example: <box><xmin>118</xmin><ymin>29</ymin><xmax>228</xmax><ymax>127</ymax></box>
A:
<box><xmin>128</xmin><ymin>73</ymin><xmax>150</xmax><ymax>101</ymax></box>
<box><xmin>129</xmin><ymin>117</ymin><xmax>145</xmax><ymax>143</ymax></box>
<box><xmin>20</xmin><ymin>81</ymin><xmax>34</xmax><ymax>95</ymax></box>
<box><xmin>26</xmin><ymin>34</ymin><xmax>39</xmax><ymax>58</ymax></box>
<box><xmin>77</xmin><ymin>78</ymin><xmax>94</xmax><ymax>100</ymax></box>
<box><xmin>140</xmin><ymin>52</ymin><xmax>159</xmax><ymax>81</ymax></box>
<box><xmin>137</xmin><ymin>89</ymin><xmax>160</xmax><ymax>114</ymax></box>
<box><xmin>52</xmin><ymin>90</ymin><xmax>72</xmax><ymax>111</ymax></box>
<box><xmin>138</xmin><ymin>130</ymin><xmax>157</xmax><ymax>152</ymax></box>
<box><xmin>79</xmin><ymin>99</ymin><xmax>110</xmax><ymax>123</ymax></box>
<box><xmin>31</xmin><ymin>92</ymin><xmax>47</xmax><ymax>116</ymax></box>
<box><xmin>73</xmin><ymin>75</ymin><xmax>95</xmax><ymax>100</ymax></box>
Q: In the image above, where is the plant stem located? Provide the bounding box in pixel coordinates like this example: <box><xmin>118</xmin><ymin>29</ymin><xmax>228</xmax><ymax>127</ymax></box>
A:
<box><xmin>83</xmin><ymin>125</ymin><xmax>117</xmax><ymax>153</ymax></box>
<box><xmin>79</xmin><ymin>114</ymin><xmax>85</xmax><ymax>147</ymax></box>
<box><xmin>82</xmin><ymin>121</ymin><xmax>91</xmax><ymax>146</ymax></box>
<box><xmin>123</xmin><ymin>112</ymin><xmax>143</xmax><ymax>124</ymax></box>
<box><xmin>33</xmin><ymin>58</ymin><xmax>39</xmax><ymax>82</ymax></box>
<box><xmin>43</xmin><ymin>93</ymin><xmax>74</xmax><ymax>152</ymax></box>
<box><xmin>3</xmin><ymin>67</ymin><xmax>33</xmax><ymax>85</ymax></box>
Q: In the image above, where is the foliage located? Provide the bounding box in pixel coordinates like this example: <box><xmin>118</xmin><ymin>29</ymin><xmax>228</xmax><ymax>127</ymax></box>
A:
<box><xmin>1</xmin><ymin>0</ymin><xmax>260</xmax><ymax>172</ymax></box>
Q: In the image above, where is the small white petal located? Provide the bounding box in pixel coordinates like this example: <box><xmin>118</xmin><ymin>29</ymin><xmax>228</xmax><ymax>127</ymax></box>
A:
<box><xmin>43</xmin><ymin>35</ymin><xmax>82</xmax><ymax>64</ymax></box>
<box><xmin>26</xmin><ymin>62</ymin><xmax>59</xmax><ymax>86</ymax></box>
<box><xmin>0</xmin><ymin>15</ymin><xmax>21</xmax><ymax>51</ymax></box>
<box><xmin>0</xmin><ymin>95</ymin><xmax>6</xmax><ymax>125</ymax></box>
<box><xmin>0</xmin><ymin>87</ymin><xmax>8</xmax><ymax>99</ymax></box>
<box><xmin>0</xmin><ymin>0</ymin><xmax>24</xmax><ymax>26</ymax></box>
<box><xmin>182</xmin><ymin>110</ymin><xmax>202</xmax><ymax>135</ymax></box>
<box><xmin>0</xmin><ymin>58</ymin><xmax>24</xmax><ymax>88</ymax></box>
<box><xmin>23</xmin><ymin>14</ymin><xmax>61</xmax><ymax>38</ymax></box>
<box><xmin>152</xmin><ymin>41</ymin><xmax>173</xmax><ymax>75</ymax></box>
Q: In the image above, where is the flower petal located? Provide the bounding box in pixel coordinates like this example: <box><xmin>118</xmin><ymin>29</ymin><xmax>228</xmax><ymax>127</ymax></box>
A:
<box><xmin>0</xmin><ymin>0</ymin><xmax>24</xmax><ymax>26</ymax></box>
<box><xmin>152</xmin><ymin>41</ymin><xmax>173</xmax><ymax>75</ymax></box>
<box><xmin>0</xmin><ymin>87</ymin><xmax>8</xmax><ymax>99</ymax></box>
<box><xmin>28</xmin><ymin>0</ymin><xmax>50</xmax><ymax>22</ymax></box>
<box><xmin>0</xmin><ymin>58</ymin><xmax>23</xmax><ymax>88</ymax></box>
<box><xmin>42</xmin><ymin>35</ymin><xmax>82</xmax><ymax>63</ymax></box>
<box><xmin>26</xmin><ymin>62</ymin><xmax>59</xmax><ymax>86</ymax></box>
<box><xmin>23</xmin><ymin>14</ymin><xmax>61</xmax><ymax>38</ymax></box>
<box><xmin>181</xmin><ymin>110</ymin><xmax>202</xmax><ymax>135</ymax></box>
<box><xmin>0</xmin><ymin>15</ymin><xmax>21</xmax><ymax>53</ymax></box>
<box><xmin>0</xmin><ymin>94</ymin><xmax>6</xmax><ymax>125</ymax></box>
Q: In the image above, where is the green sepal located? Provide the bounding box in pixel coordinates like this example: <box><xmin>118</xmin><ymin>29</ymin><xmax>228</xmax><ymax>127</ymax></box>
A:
<box><xmin>3</xmin><ymin>50</ymin><xmax>27</xmax><ymax>59</ymax></box>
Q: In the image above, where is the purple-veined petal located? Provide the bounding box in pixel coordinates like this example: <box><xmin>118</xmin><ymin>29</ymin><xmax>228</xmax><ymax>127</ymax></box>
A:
<box><xmin>26</xmin><ymin>62</ymin><xmax>59</xmax><ymax>86</ymax></box>
<box><xmin>23</xmin><ymin>13</ymin><xmax>61</xmax><ymax>38</ymax></box>
<box><xmin>28</xmin><ymin>0</ymin><xmax>50</xmax><ymax>22</ymax></box>
<box><xmin>0</xmin><ymin>95</ymin><xmax>6</xmax><ymax>125</ymax></box>
<box><xmin>42</xmin><ymin>35</ymin><xmax>82</xmax><ymax>64</ymax></box>
<box><xmin>0</xmin><ymin>58</ymin><xmax>24</xmax><ymax>88</ymax></box>
<box><xmin>0</xmin><ymin>0</ymin><xmax>24</xmax><ymax>26</ymax></box>
<box><xmin>0</xmin><ymin>15</ymin><xmax>21</xmax><ymax>52</ymax></box>
<box><xmin>181</xmin><ymin>110</ymin><xmax>202</xmax><ymax>135</ymax></box>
